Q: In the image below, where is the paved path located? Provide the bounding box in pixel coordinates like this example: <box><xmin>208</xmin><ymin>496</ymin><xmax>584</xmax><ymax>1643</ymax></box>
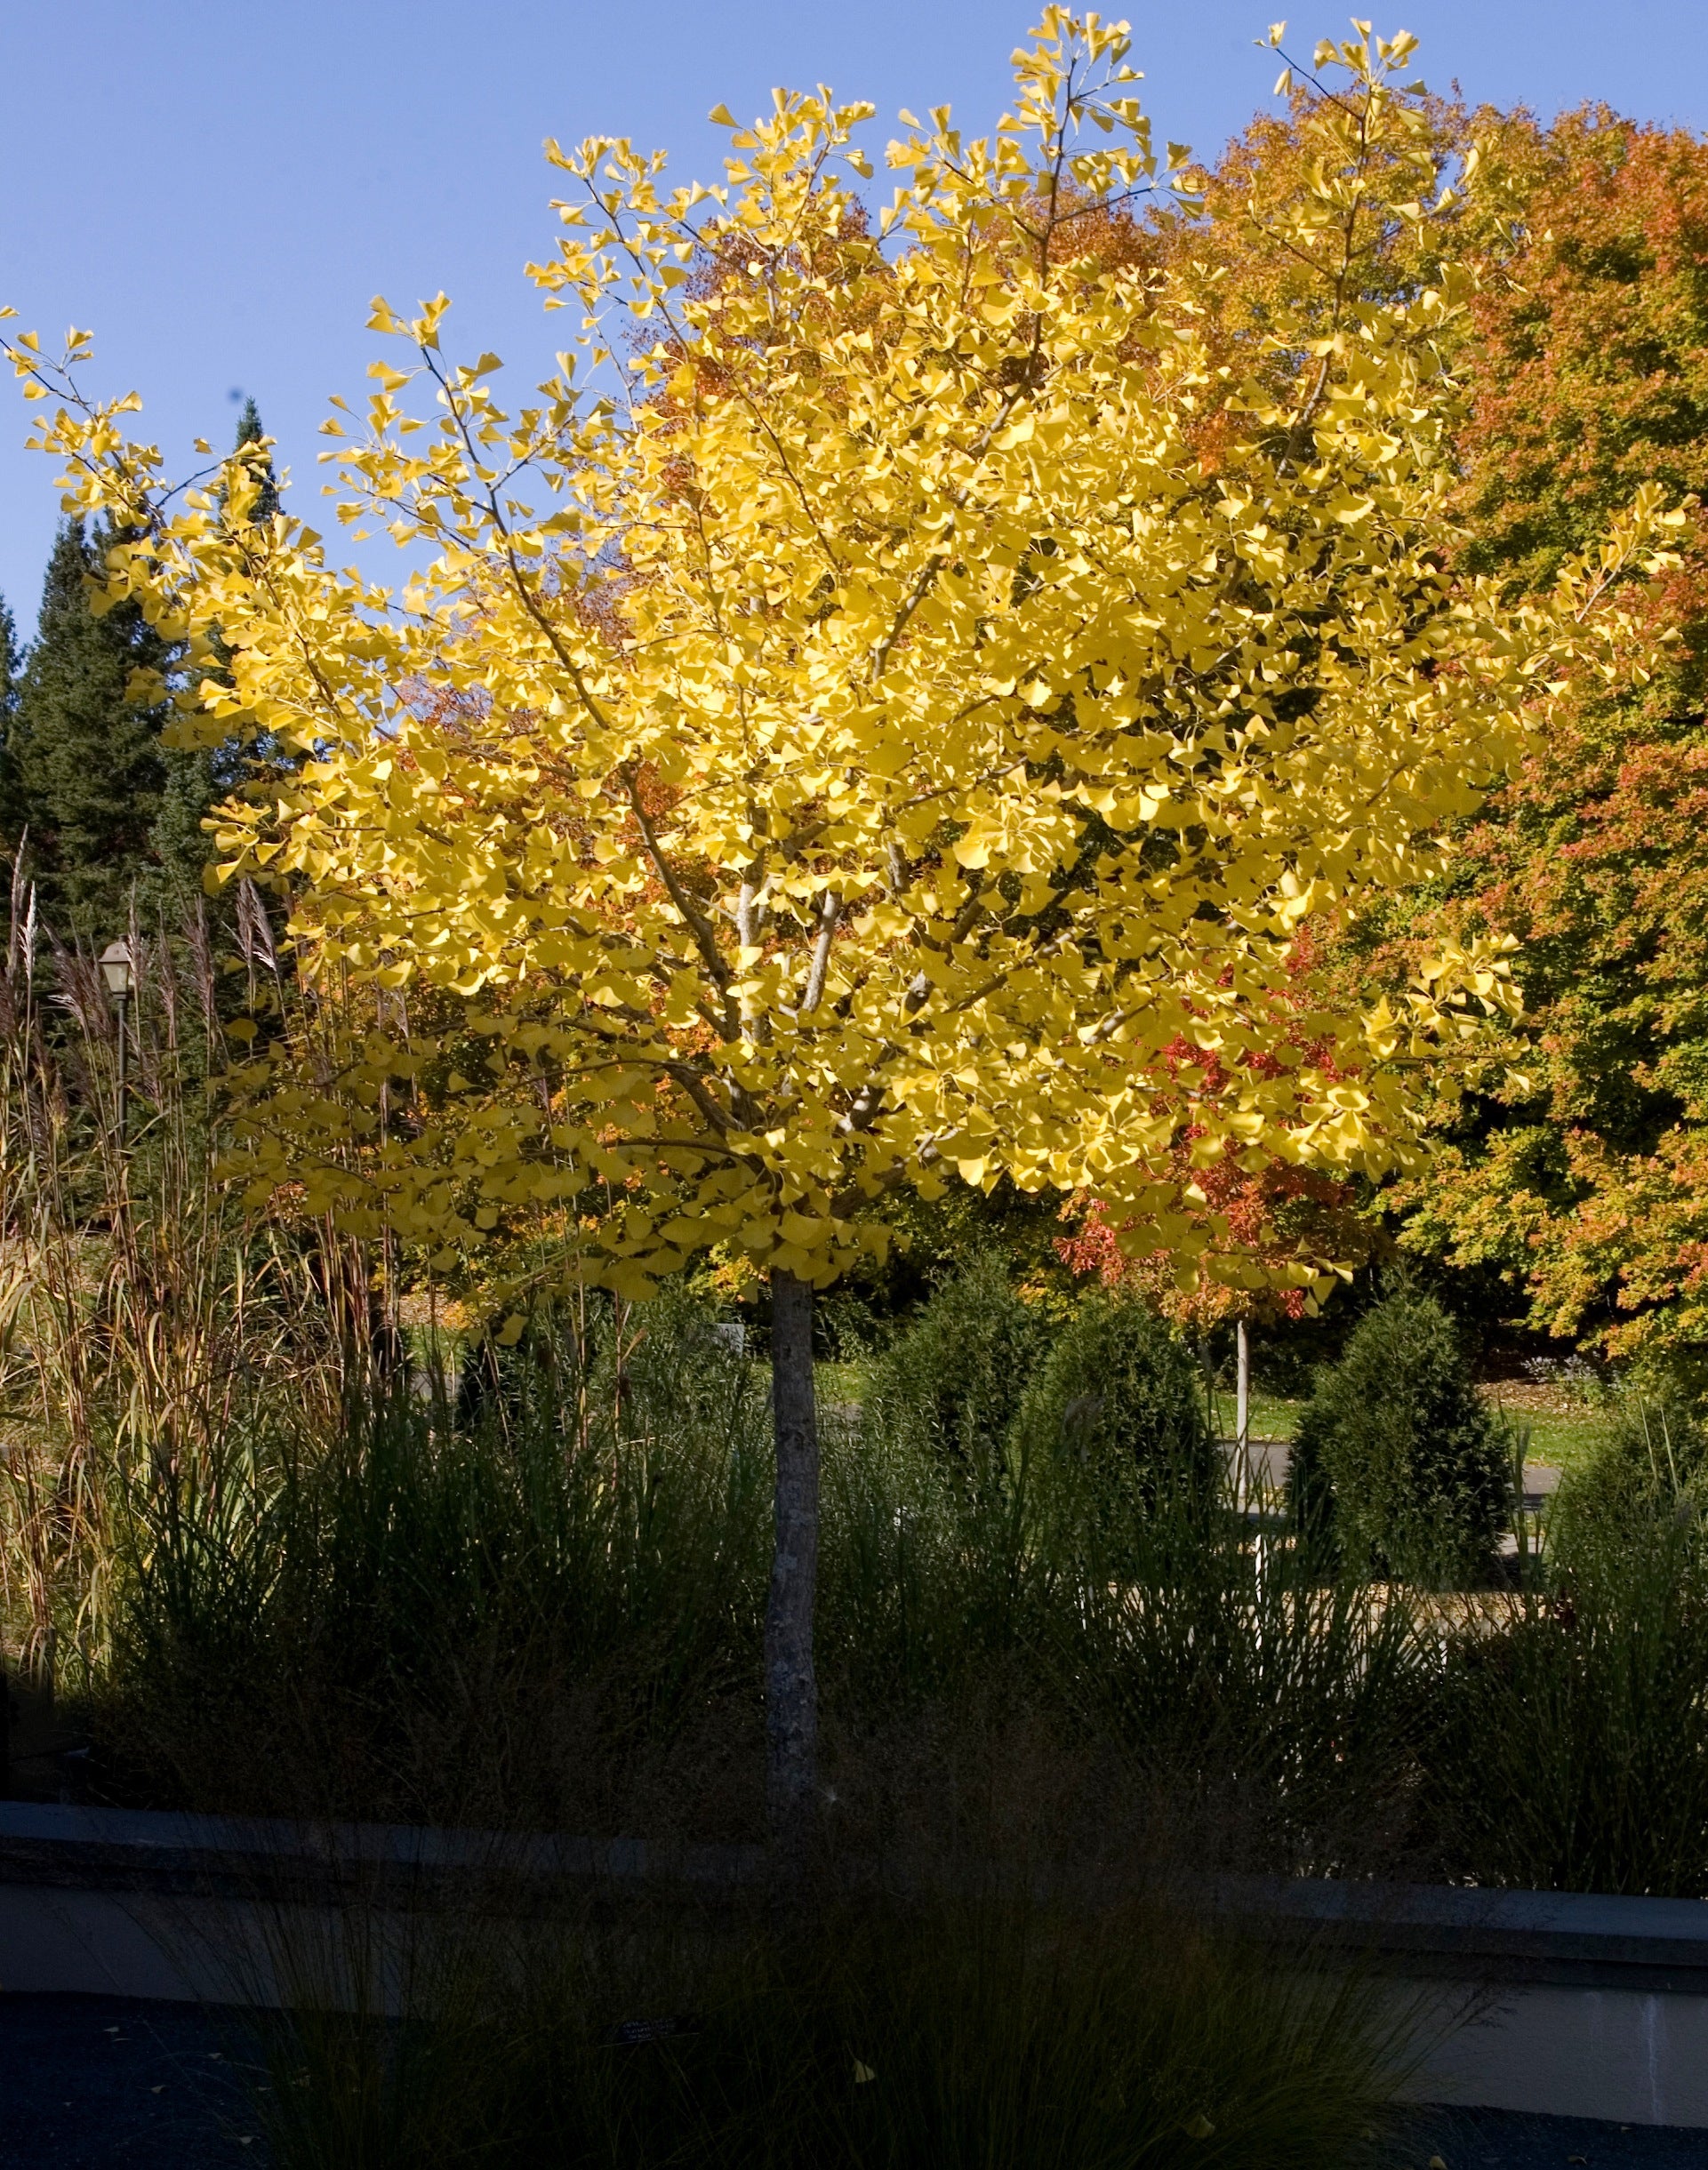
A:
<box><xmin>0</xmin><ymin>1995</ymin><xmax>260</xmax><ymax>2168</ymax></box>
<box><xmin>4</xmin><ymin>1995</ymin><xmax>1705</xmax><ymax>2167</ymax></box>
<box><xmin>1220</xmin><ymin>1442</ymin><xmax>1566</xmax><ymax>1520</ymax></box>
<box><xmin>1399</xmin><ymin>2104</ymin><xmax>1708</xmax><ymax>2166</ymax></box>
<box><xmin>1222</xmin><ymin>1436</ymin><xmax>1294</xmax><ymax>1493</ymax></box>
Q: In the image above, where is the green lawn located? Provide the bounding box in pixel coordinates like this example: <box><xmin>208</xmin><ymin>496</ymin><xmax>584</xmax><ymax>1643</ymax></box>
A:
<box><xmin>815</xmin><ymin>1358</ymin><xmax>875</xmax><ymax>1410</ymax></box>
<box><xmin>1215</xmin><ymin>1387</ymin><xmax>1304</xmax><ymax>1444</ymax></box>
<box><xmin>1188</xmin><ymin>1383</ymin><xmax>1621</xmax><ymax>1479</ymax></box>
<box><xmin>819</xmin><ymin>1365</ymin><xmax>1619</xmax><ymax>1480</ymax></box>
<box><xmin>1478</xmin><ymin>1401</ymin><xmax>1611</xmax><ymax>1478</ymax></box>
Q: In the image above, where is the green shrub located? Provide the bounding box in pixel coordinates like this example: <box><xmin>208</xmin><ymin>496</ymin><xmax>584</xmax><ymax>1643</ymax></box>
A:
<box><xmin>1283</xmin><ymin>1401</ymin><xmax>1342</xmax><ymax>1577</ymax></box>
<box><xmin>1425</xmin><ymin>1402</ymin><xmax>1708</xmax><ymax>1895</ymax></box>
<box><xmin>857</xmin><ymin>1255</ymin><xmax>1046</xmax><ymax>1503</ymax></box>
<box><xmin>1552</xmin><ymin>1394</ymin><xmax>1708</xmax><ymax>1532</ymax></box>
<box><xmin>828</xmin><ymin>1260</ymin><xmax>1048</xmax><ymax>1702</ymax></box>
<box><xmin>1011</xmin><ymin>1293</ymin><xmax>1212</xmax><ymax>1549</ymax></box>
<box><xmin>1287</xmin><ymin>1289</ymin><xmax>1509</xmax><ymax>1587</ymax></box>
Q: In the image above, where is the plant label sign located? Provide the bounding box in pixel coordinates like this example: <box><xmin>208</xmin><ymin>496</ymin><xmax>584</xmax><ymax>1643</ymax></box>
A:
<box><xmin>603</xmin><ymin>2015</ymin><xmax>704</xmax><ymax>2048</ymax></box>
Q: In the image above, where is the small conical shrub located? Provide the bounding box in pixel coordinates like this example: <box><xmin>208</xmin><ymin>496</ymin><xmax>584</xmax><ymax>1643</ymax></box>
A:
<box><xmin>1287</xmin><ymin>1288</ymin><xmax>1509</xmax><ymax>1587</ymax></box>
<box><xmin>1011</xmin><ymin>1292</ymin><xmax>1212</xmax><ymax>1544</ymax></box>
<box><xmin>858</xmin><ymin>1254</ymin><xmax>1046</xmax><ymax>1501</ymax></box>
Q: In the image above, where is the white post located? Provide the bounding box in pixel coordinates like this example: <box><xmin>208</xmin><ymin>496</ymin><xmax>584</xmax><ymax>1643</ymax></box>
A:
<box><xmin>1236</xmin><ymin>1317</ymin><xmax>1250</xmax><ymax>1449</ymax></box>
<box><xmin>1236</xmin><ymin>1317</ymin><xmax>1269</xmax><ymax>1606</ymax></box>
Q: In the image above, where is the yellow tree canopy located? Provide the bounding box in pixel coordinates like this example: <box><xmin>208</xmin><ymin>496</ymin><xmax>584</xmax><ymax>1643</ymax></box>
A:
<box><xmin>5</xmin><ymin>14</ymin><xmax>1675</xmax><ymax>1305</ymax></box>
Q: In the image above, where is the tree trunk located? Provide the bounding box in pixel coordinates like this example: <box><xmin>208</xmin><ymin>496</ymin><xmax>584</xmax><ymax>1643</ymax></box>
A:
<box><xmin>766</xmin><ymin>1266</ymin><xmax>820</xmax><ymax>1875</ymax></box>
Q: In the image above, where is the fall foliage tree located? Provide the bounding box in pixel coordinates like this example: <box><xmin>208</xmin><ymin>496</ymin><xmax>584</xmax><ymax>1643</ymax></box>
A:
<box><xmin>1383</xmin><ymin>108</ymin><xmax>1708</xmax><ymax>1375</ymax></box>
<box><xmin>1162</xmin><ymin>81</ymin><xmax>1708</xmax><ymax>1381</ymax></box>
<box><xmin>1054</xmin><ymin>932</ymin><xmax>1379</xmax><ymax>1344</ymax></box>
<box><xmin>5</xmin><ymin>18</ymin><xmax>1672</xmax><ymax>1847</ymax></box>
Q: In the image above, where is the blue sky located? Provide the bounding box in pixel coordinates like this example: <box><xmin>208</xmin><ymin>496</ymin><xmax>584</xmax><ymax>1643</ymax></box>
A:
<box><xmin>3</xmin><ymin>0</ymin><xmax>1706</xmax><ymax>630</ymax></box>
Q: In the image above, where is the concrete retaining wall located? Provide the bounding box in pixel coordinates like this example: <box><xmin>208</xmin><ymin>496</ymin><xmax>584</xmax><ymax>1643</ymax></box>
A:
<box><xmin>1207</xmin><ymin>1873</ymin><xmax>1708</xmax><ymax>2124</ymax></box>
<box><xmin>4</xmin><ymin>1803</ymin><xmax>1706</xmax><ymax>2125</ymax></box>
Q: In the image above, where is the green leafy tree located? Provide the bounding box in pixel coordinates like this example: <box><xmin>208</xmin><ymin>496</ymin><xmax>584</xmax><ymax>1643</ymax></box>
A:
<box><xmin>8</xmin><ymin>519</ymin><xmax>172</xmax><ymax>936</ymax></box>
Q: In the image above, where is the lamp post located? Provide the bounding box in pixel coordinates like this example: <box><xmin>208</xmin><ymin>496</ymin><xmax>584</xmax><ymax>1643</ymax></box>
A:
<box><xmin>99</xmin><ymin>940</ymin><xmax>135</xmax><ymax>1138</ymax></box>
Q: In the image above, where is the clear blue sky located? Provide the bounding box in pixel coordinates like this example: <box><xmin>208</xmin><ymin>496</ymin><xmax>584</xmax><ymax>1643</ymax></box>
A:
<box><xmin>3</xmin><ymin>1</ymin><xmax>1706</xmax><ymax>632</ymax></box>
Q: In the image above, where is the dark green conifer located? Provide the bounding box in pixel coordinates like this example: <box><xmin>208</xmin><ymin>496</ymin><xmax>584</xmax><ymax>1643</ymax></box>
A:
<box><xmin>0</xmin><ymin>595</ymin><xmax>19</xmax><ymax>718</ymax></box>
<box><xmin>9</xmin><ymin>522</ymin><xmax>172</xmax><ymax>937</ymax></box>
<box><xmin>0</xmin><ymin>595</ymin><xmax>21</xmax><ymax>850</ymax></box>
<box><xmin>1286</xmin><ymin>1288</ymin><xmax>1511</xmax><ymax>1588</ymax></box>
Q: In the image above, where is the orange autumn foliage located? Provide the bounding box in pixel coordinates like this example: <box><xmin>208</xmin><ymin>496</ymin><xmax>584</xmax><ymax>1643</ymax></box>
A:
<box><xmin>1387</xmin><ymin>109</ymin><xmax>1708</xmax><ymax>1367</ymax></box>
<box><xmin>1118</xmin><ymin>85</ymin><xmax>1708</xmax><ymax>1368</ymax></box>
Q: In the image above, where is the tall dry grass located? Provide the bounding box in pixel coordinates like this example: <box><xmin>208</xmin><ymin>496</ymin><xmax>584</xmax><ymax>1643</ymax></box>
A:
<box><xmin>0</xmin><ymin>858</ymin><xmax>383</xmax><ymax>1704</ymax></box>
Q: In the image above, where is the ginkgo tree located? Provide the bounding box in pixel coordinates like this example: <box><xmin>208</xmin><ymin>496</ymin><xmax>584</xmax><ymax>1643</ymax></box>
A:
<box><xmin>5</xmin><ymin>13</ymin><xmax>1676</xmax><ymax>1854</ymax></box>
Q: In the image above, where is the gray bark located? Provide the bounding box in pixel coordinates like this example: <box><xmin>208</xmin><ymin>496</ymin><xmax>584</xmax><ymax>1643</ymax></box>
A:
<box><xmin>766</xmin><ymin>1266</ymin><xmax>820</xmax><ymax>1873</ymax></box>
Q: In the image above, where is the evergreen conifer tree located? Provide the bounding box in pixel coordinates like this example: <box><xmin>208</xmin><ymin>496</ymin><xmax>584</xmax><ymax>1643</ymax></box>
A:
<box><xmin>9</xmin><ymin>521</ymin><xmax>172</xmax><ymax>937</ymax></box>
<box><xmin>0</xmin><ymin>595</ymin><xmax>21</xmax><ymax>853</ymax></box>
<box><xmin>1287</xmin><ymin>1288</ymin><xmax>1510</xmax><ymax>1587</ymax></box>
<box><xmin>0</xmin><ymin>596</ymin><xmax>19</xmax><ymax>719</ymax></box>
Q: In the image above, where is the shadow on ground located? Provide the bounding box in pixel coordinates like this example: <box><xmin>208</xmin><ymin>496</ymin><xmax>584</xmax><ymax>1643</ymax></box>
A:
<box><xmin>0</xmin><ymin>1994</ymin><xmax>260</xmax><ymax>2168</ymax></box>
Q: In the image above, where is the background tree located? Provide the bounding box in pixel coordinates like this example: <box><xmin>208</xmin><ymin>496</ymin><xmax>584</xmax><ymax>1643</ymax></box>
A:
<box><xmin>226</xmin><ymin>395</ymin><xmax>279</xmax><ymax>524</ymax></box>
<box><xmin>1165</xmin><ymin>84</ymin><xmax>1708</xmax><ymax>1384</ymax></box>
<box><xmin>4</xmin><ymin>517</ymin><xmax>172</xmax><ymax>937</ymax></box>
<box><xmin>1054</xmin><ymin>941</ymin><xmax>1384</xmax><ymax>1415</ymax></box>
<box><xmin>0</xmin><ymin>593</ymin><xmax>20</xmax><ymax>849</ymax></box>
<box><xmin>1378</xmin><ymin>111</ymin><xmax>1708</xmax><ymax>1378</ymax></box>
<box><xmin>7</xmin><ymin>20</ymin><xmax>1670</xmax><ymax>1854</ymax></box>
